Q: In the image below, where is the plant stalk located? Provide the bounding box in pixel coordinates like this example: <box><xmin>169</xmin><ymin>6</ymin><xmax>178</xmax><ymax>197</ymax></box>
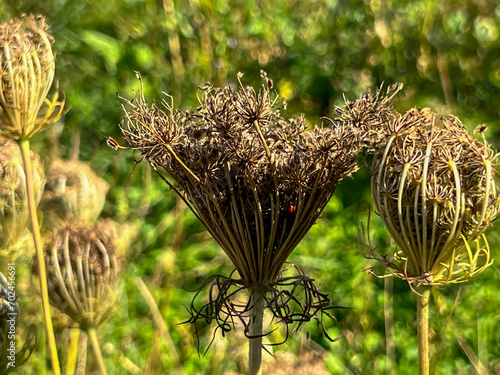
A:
<box><xmin>66</xmin><ymin>327</ymin><xmax>80</xmax><ymax>375</ymax></box>
<box><xmin>384</xmin><ymin>277</ymin><xmax>396</xmax><ymax>375</ymax></box>
<box><xmin>20</xmin><ymin>138</ymin><xmax>61</xmax><ymax>375</ymax></box>
<box><xmin>248</xmin><ymin>287</ymin><xmax>265</xmax><ymax>375</ymax></box>
<box><xmin>88</xmin><ymin>327</ymin><xmax>108</xmax><ymax>375</ymax></box>
<box><xmin>417</xmin><ymin>286</ymin><xmax>431</xmax><ymax>375</ymax></box>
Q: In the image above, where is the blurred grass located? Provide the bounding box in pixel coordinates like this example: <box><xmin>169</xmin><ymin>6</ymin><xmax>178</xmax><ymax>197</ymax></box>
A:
<box><xmin>1</xmin><ymin>0</ymin><xmax>500</xmax><ymax>374</ymax></box>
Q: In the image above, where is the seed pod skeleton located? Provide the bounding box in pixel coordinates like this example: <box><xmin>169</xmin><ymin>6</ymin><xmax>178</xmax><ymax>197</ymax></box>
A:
<box><xmin>335</xmin><ymin>87</ymin><xmax>500</xmax><ymax>375</ymax></box>
<box><xmin>370</xmin><ymin>108</ymin><xmax>499</xmax><ymax>284</ymax></box>
<box><xmin>41</xmin><ymin>220</ymin><xmax>120</xmax><ymax>331</ymax></box>
<box><xmin>0</xmin><ymin>14</ymin><xmax>64</xmax><ymax>140</ymax></box>
<box><xmin>117</xmin><ymin>72</ymin><xmax>360</xmax><ymax>373</ymax></box>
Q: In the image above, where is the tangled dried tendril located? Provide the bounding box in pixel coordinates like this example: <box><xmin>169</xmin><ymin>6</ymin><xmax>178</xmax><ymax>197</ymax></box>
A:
<box><xmin>183</xmin><ymin>265</ymin><xmax>340</xmax><ymax>354</ymax></box>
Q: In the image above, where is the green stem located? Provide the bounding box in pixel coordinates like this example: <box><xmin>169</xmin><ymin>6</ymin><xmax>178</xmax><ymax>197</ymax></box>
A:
<box><xmin>417</xmin><ymin>286</ymin><xmax>431</xmax><ymax>375</ymax></box>
<box><xmin>66</xmin><ymin>327</ymin><xmax>80</xmax><ymax>375</ymax></box>
<box><xmin>88</xmin><ymin>327</ymin><xmax>108</xmax><ymax>375</ymax></box>
<box><xmin>248</xmin><ymin>287</ymin><xmax>265</xmax><ymax>375</ymax></box>
<box><xmin>384</xmin><ymin>277</ymin><xmax>396</xmax><ymax>375</ymax></box>
<box><xmin>19</xmin><ymin>138</ymin><xmax>61</xmax><ymax>375</ymax></box>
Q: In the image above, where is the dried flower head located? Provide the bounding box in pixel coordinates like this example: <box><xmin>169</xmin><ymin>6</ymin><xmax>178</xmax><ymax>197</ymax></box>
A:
<box><xmin>0</xmin><ymin>14</ymin><xmax>64</xmax><ymax>140</ymax></box>
<box><xmin>41</xmin><ymin>158</ymin><xmax>110</xmax><ymax>227</ymax></box>
<box><xmin>0</xmin><ymin>136</ymin><xmax>44</xmax><ymax>249</ymax></box>
<box><xmin>37</xmin><ymin>219</ymin><xmax>121</xmax><ymax>330</ymax></box>
<box><xmin>0</xmin><ymin>272</ymin><xmax>36</xmax><ymax>373</ymax></box>
<box><xmin>369</xmin><ymin>109</ymin><xmax>499</xmax><ymax>284</ymax></box>
<box><xmin>333</xmin><ymin>83</ymin><xmax>403</xmax><ymax>153</ymax></box>
<box><xmin>117</xmin><ymin>72</ymin><xmax>358</xmax><ymax>342</ymax></box>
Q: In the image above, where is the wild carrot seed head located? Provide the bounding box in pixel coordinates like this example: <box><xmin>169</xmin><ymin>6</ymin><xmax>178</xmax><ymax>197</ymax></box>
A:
<box><xmin>119</xmin><ymin>72</ymin><xmax>359</xmax><ymax>285</ymax></box>
<box><xmin>0</xmin><ymin>14</ymin><xmax>64</xmax><ymax>140</ymax></box>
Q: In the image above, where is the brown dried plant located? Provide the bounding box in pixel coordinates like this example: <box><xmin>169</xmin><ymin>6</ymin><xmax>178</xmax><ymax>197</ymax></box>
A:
<box><xmin>115</xmin><ymin>72</ymin><xmax>359</xmax><ymax>370</ymax></box>
<box><xmin>39</xmin><ymin>220</ymin><xmax>121</xmax><ymax>331</ymax></box>
<box><xmin>335</xmin><ymin>87</ymin><xmax>499</xmax><ymax>374</ymax></box>
<box><xmin>335</xmin><ymin>86</ymin><xmax>499</xmax><ymax>285</ymax></box>
<box><xmin>370</xmin><ymin>109</ymin><xmax>499</xmax><ymax>285</ymax></box>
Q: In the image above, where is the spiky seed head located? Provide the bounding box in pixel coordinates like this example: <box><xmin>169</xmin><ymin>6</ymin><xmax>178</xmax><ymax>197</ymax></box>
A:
<box><xmin>0</xmin><ymin>14</ymin><xmax>65</xmax><ymax>140</ymax></box>
<box><xmin>39</xmin><ymin>219</ymin><xmax>121</xmax><ymax>330</ymax></box>
<box><xmin>119</xmin><ymin>73</ymin><xmax>359</xmax><ymax>286</ymax></box>
<box><xmin>41</xmin><ymin>159</ymin><xmax>109</xmax><ymax>227</ymax></box>
<box><xmin>0</xmin><ymin>136</ymin><xmax>45</xmax><ymax>250</ymax></box>
<box><xmin>371</xmin><ymin>109</ymin><xmax>499</xmax><ymax>284</ymax></box>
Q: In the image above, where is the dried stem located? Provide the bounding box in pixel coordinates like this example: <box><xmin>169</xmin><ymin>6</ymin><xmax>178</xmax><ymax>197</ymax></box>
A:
<box><xmin>20</xmin><ymin>138</ymin><xmax>61</xmax><ymax>375</ymax></box>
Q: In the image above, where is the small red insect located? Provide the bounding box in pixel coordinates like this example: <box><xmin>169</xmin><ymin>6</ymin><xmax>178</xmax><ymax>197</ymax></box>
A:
<box><xmin>285</xmin><ymin>201</ymin><xmax>297</xmax><ymax>219</ymax></box>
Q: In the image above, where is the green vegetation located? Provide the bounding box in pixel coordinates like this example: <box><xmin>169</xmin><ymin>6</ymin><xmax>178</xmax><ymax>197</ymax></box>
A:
<box><xmin>1</xmin><ymin>0</ymin><xmax>499</xmax><ymax>374</ymax></box>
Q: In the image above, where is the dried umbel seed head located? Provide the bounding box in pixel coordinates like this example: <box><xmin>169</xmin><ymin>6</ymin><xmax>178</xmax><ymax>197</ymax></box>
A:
<box><xmin>41</xmin><ymin>159</ymin><xmax>109</xmax><ymax>227</ymax></box>
<box><xmin>118</xmin><ymin>72</ymin><xmax>357</xmax><ymax>341</ymax></box>
<box><xmin>38</xmin><ymin>219</ymin><xmax>121</xmax><ymax>330</ymax></box>
<box><xmin>0</xmin><ymin>14</ymin><xmax>64</xmax><ymax>140</ymax></box>
<box><xmin>0</xmin><ymin>136</ymin><xmax>45</xmax><ymax>249</ymax></box>
<box><xmin>333</xmin><ymin>83</ymin><xmax>403</xmax><ymax>153</ymax></box>
<box><xmin>120</xmin><ymin>72</ymin><xmax>359</xmax><ymax>286</ymax></box>
<box><xmin>0</xmin><ymin>272</ymin><xmax>35</xmax><ymax>373</ymax></box>
<box><xmin>370</xmin><ymin>108</ymin><xmax>499</xmax><ymax>284</ymax></box>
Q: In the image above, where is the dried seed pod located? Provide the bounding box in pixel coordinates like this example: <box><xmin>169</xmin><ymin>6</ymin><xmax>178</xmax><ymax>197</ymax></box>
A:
<box><xmin>118</xmin><ymin>72</ymin><xmax>359</xmax><ymax>342</ymax></box>
<box><xmin>0</xmin><ymin>272</ymin><xmax>35</xmax><ymax>373</ymax></box>
<box><xmin>370</xmin><ymin>109</ymin><xmax>499</xmax><ymax>284</ymax></box>
<box><xmin>0</xmin><ymin>14</ymin><xmax>64</xmax><ymax>140</ymax></box>
<box><xmin>39</xmin><ymin>219</ymin><xmax>121</xmax><ymax>330</ymax></box>
<box><xmin>0</xmin><ymin>136</ymin><xmax>45</xmax><ymax>249</ymax></box>
<box><xmin>41</xmin><ymin>159</ymin><xmax>109</xmax><ymax>227</ymax></box>
<box><xmin>120</xmin><ymin>73</ymin><xmax>359</xmax><ymax>286</ymax></box>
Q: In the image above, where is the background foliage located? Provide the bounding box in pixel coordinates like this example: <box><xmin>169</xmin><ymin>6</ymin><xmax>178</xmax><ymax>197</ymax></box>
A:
<box><xmin>1</xmin><ymin>0</ymin><xmax>500</xmax><ymax>374</ymax></box>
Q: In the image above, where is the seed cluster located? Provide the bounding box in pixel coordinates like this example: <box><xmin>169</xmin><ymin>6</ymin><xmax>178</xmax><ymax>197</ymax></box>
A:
<box><xmin>0</xmin><ymin>14</ymin><xmax>64</xmax><ymax>140</ymax></box>
<box><xmin>42</xmin><ymin>220</ymin><xmax>120</xmax><ymax>330</ymax></box>
<box><xmin>118</xmin><ymin>72</ymin><xmax>361</xmax><ymax>342</ymax></box>
<box><xmin>337</xmin><ymin>90</ymin><xmax>499</xmax><ymax>284</ymax></box>
<box><xmin>120</xmin><ymin>72</ymin><xmax>359</xmax><ymax>286</ymax></box>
